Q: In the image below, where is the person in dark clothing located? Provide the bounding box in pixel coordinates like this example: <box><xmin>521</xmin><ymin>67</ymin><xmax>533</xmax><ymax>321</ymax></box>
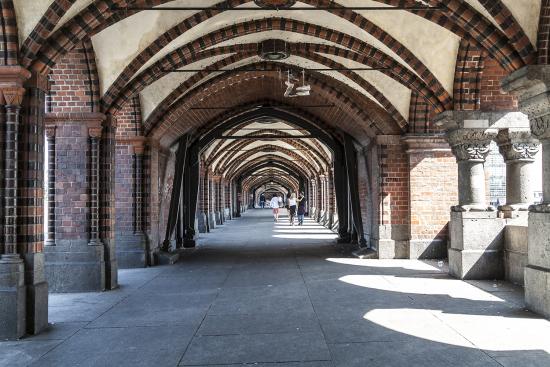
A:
<box><xmin>259</xmin><ymin>193</ymin><xmax>266</xmax><ymax>208</ymax></box>
<box><xmin>297</xmin><ymin>192</ymin><xmax>307</xmax><ymax>226</ymax></box>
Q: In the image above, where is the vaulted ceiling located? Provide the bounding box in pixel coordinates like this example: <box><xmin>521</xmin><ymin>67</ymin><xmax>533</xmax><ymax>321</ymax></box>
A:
<box><xmin>11</xmin><ymin>0</ymin><xmax>541</xmax><ymax>144</ymax></box>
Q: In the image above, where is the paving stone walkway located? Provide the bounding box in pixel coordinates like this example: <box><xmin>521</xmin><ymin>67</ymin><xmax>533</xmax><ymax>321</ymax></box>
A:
<box><xmin>2</xmin><ymin>209</ymin><xmax>550</xmax><ymax>366</ymax></box>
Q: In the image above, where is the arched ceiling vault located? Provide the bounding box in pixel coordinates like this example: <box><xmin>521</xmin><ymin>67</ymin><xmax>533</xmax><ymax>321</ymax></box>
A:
<box><xmin>11</xmin><ymin>0</ymin><xmax>541</xmax><ymax>145</ymax></box>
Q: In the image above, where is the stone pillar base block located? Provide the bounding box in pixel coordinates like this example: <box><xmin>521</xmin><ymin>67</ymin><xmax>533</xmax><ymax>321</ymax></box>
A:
<box><xmin>197</xmin><ymin>212</ymin><xmax>208</xmax><ymax>233</ymax></box>
<box><xmin>155</xmin><ymin>251</ymin><xmax>180</xmax><ymax>265</ymax></box>
<box><xmin>376</xmin><ymin>239</ymin><xmax>409</xmax><ymax>259</ymax></box>
<box><xmin>45</xmin><ymin>244</ymin><xmax>106</xmax><ymax>292</ymax></box>
<box><xmin>0</xmin><ymin>260</ymin><xmax>26</xmax><ymax>339</ymax></box>
<box><xmin>409</xmin><ymin>239</ymin><xmax>447</xmax><ymax>259</ymax></box>
<box><xmin>449</xmin><ymin>248</ymin><xmax>504</xmax><ymax>280</ymax></box>
<box><xmin>448</xmin><ymin>211</ymin><xmax>505</xmax><ymax>280</ymax></box>
<box><xmin>116</xmin><ymin>234</ymin><xmax>148</xmax><ymax>269</ymax></box>
<box><xmin>525</xmin><ymin>265</ymin><xmax>550</xmax><ymax>318</ymax></box>
<box><xmin>208</xmin><ymin>212</ymin><xmax>217</xmax><ymax>230</ymax></box>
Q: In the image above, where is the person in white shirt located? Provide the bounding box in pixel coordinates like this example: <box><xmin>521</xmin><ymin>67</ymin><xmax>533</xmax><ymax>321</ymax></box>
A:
<box><xmin>270</xmin><ymin>195</ymin><xmax>282</xmax><ymax>222</ymax></box>
<box><xmin>287</xmin><ymin>193</ymin><xmax>297</xmax><ymax>225</ymax></box>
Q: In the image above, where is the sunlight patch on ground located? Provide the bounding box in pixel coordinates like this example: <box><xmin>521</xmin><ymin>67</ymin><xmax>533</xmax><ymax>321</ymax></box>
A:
<box><xmin>339</xmin><ymin>275</ymin><xmax>504</xmax><ymax>302</ymax></box>
<box><xmin>364</xmin><ymin>308</ymin><xmax>550</xmax><ymax>353</ymax></box>
<box><xmin>326</xmin><ymin>258</ymin><xmax>444</xmax><ymax>271</ymax></box>
<box><xmin>272</xmin><ymin>234</ymin><xmax>338</xmax><ymax>239</ymax></box>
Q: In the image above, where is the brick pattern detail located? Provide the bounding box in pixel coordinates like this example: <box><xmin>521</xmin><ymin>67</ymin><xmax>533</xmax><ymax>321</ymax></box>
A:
<box><xmin>378</xmin><ymin>141</ymin><xmax>409</xmax><ymax>226</ymax></box>
<box><xmin>409</xmin><ymin>151</ymin><xmax>458</xmax><ymax>242</ymax></box>
<box><xmin>408</xmin><ymin>92</ymin><xmax>438</xmax><ymax>134</ymax></box>
<box><xmin>0</xmin><ymin>0</ymin><xmax>19</xmax><ymax>66</ymax></box>
<box><xmin>538</xmin><ymin>0</ymin><xmax>550</xmax><ymax>65</ymax></box>
<box><xmin>479</xmin><ymin>57</ymin><xmax>518</xmax><ymax>111</ymax></box>
<box><xmin>52</xmin><ymin>122</ymin><xmax>90</xmax><ymax>242</ymax></box>
<box><xmin>454</xmin><ymin>40</ymin><xmax>485</xmax><ymax>111</ymax></box>
<box><xmin>100</xmin><ymin>118</ymin><xmax>116</xmax><ymax>248</ymax></box>
<box><xmin>48</xmin><ymin>40</ymin><xmax>100</xmax><ymax>114</ymax></box>
<box><xmin>115</xmin><ymin>142</ymin><xmax>135</xmax><ymax>235</ymax></box>
<box><xmin>18</xmin><ymin>83</ymin><xmax>45</xmax><ymax>254</ymax></box>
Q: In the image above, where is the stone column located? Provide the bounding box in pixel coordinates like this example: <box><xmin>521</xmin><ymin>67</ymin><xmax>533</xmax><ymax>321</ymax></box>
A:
<box><xmin>435</xmin><ymin>112</ymin><xmax>505</xmax><ymax>279</ymax></box>
<box><xmin>45</xmin><ymin>126</ymin><xmax>56</xmax><ymax>246</ymax></box>
<box><xmin>502</xmin><ymin>66</ymin><xmax>550</xmax><ymax>317</ymax></box>
<box><xmin>496</xmin><ymin>129</ymin><xmax>540</xmax><ymax>216</ymax></box>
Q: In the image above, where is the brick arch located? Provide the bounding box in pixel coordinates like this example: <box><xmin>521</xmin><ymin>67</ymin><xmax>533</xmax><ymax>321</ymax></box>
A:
<box><xmin>208</xmin><ymin>135</ymin><xmax>329</xmax><ymax>175</ymax></box>
<box><xmin>221</xmin><ymin>146</ymin><xmax>319</xmax><ymax>178</ymax></box>
<box><xmin>148</xmin><ymin>67</ymin><xmax>398</xmax><ymax>147</ymax></box>
<box><xmin>243</xmin><ymin>175</ymin><xmax>299</xmax><ymax>194</ymax></box>
<box><xmin>231</xmin><ymin>157</ymin><xmax>311</xmax><ymax>184</ymax></box>
<box><xmin>25</xmin><ymin>0</ymin><xmax>528</xmax><ymax>90</ymax></box>
<box><xmin>19</xmin><ymin>0</ymin><xmax>76</xmax><ymax>68</ymax></box>
<box><xmin>139</xmin><ymin>46</ymin><xmax>410</xmax><ymax>134</ymax></box>
<box><xmin>453</xmin><ymin>39</ymin><xmax>486</xmax><ymax>111</ymax></box>
<box><xmin>104</xmin><ymin>18</ymin><xmax>450</xmax><ymax>114</ymax></box>
<box><xmin>0</xmin><ymin>0</ymin><xmax>18</xmax><ymax>65</ymax></box>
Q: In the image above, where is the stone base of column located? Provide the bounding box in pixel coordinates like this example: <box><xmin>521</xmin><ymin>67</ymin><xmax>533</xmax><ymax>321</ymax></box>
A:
<box><xmin>23</xmin><ymin>253</ymin><xmax>49</xmax><ymax>335</ymax></box>
<box><xmin>208</xmin><ymin>212</ymin><xmax>217</xmax><ymax>230</ymax></box>
<box><xmin>116</xmin><ymin>233</ymin><xmax>148</xmax><ymax>268</ymax></box>
<box><xmin>375</xmin><ymin>224</ymin><xmax>409</xmax><ymax>259</ymax></box>
<box><xmin>224</xmin><ymin>208</ymin><xmax>231</xmax><ymax>220</ymax></box>
<box><xmin>215</xmin><ymin>211</ymin><xmax>223</xmax><ymax>225</ymax></box>
<box><xmin>524</xmin><ymin>211</ymin><xmax>550</xmax><ymax>318</ymax></box>
<box><xmin>155</xmin><ymin>250</ymin><xmax>180</xmax><ymax>265</ymax></box>
<box><xmin>409</xmin><ymin>239</ymin><xmax>447</xmax><ymax>259</ymax></box>
<box><xmin>102</xmin><ymin>239</ymin><xmax>118</xmax><ymax>290</ymax></box>
<box><xmin>45</xmin><ymin>242</ymin><xmax>106</xmax><ymax>292</ymax></box>
<box><xmin>0</xmin><ymin>258</ymin><xmax>26</xmax><ymax>339</ymax></box>
<box><xmin>197</xmin><ymin>212</ymin><xmax>208</xmax><ymax>233</ymax></box>
<box><xmin>448</xmin><ymin>211</ymin><xmax>505</xmax><ymax>280</ymax></box>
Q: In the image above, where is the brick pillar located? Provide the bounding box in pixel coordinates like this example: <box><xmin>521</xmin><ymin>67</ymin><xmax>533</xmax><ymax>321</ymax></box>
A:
<box><xmin>0</xmin><ymin>66</ymin><xmax>33</xmax><ymax>339</ymax></box>
<box><xmin>503</xmin><ymin>66</ymin><xmax>550</xmax><ymax>317</ymax></box>
<box><xmin>208</xmin><ymin>174</ymin><xmax>216</xmax><ymax>229</ymax></box>
<box><xmin>316</xmin><ymin>176</ymin><xmax>322</xmax><ymax>222</ymax></box>
<box><xmin>43</xmin><ymin>113</ymin><xmax>107</xmax><ymax>292</ymax></box>
<box><xmin>403</xmin><ymin>135</ymin><xmax>458</xmax><ymax>259</ymax></box>
<box><xmin>101</xmin><ymin>115</ymin><xmax>118</xmax><ymax>290</ymax></box>
<box><xmin>197</xmin><ymin>164</ymin><xmax>208</xmax><ymax>232</ymax></box>
<box><xmin>374</xmin><ymin>135</ymin><xmax>410</xmax><ymax>259</ymax></box>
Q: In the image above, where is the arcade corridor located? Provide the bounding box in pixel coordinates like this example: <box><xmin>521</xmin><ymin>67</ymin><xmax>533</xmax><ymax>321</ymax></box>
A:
<box><xmin>2</xmin><ymin>209</ymin><xmax>550</xmax><ymax>367</ymax></box>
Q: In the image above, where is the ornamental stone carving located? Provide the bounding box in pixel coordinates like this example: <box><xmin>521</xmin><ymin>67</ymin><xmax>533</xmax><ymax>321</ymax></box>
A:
<box><xmin>496</xmin><ymin>130</ymin><xmax>540</xmax><ymax>162</ymax></box>
<box><xmin>446</xmin><ymin>129</ymin><xmax>498</xmax><ymax>162</ymax></box>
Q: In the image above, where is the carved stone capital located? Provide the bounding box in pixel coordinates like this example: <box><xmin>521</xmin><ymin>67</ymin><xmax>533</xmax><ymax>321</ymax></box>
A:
<box><xmin>502</xmin><ymin>65</ymin><xmax>550</xmax><ymax>141</ymax></box>
<box><xmin>496</xmin><ymin>129</ymin><xmax>540</xmax><ymax>162</ymax></box>
<box><xmin>88</xmin><ymin>127</ymin><xmax>103</xmax><ymax>139</ymax></box>
<box><xmin>446</xmin><ymin>129</ymin><xmax>498</xmax><ymax>162</ymax></box>
<box><xmin>45</xmin><ymin>125</ymin><xmax>56</xmax><ymax>139</ymax></box>
<box><xmin>1</xmin><ymin>87</ymin><xmax>26</xmax><ymax>106</ymax></box>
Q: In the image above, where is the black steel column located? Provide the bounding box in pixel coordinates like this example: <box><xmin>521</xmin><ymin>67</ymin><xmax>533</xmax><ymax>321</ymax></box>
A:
<box><xmin>183</xmin><ymin>143</ymin><xmax>199</xmax><ymax>248</ymax></box>
<box><xmin>333</xmin><ymin>144</ymin><xmax>350</xmax><ymax>242</ymax></box>
<box><xmin>344</xmin><ymin>134</ymin><xmax>367</xmax><ymax>247</ymax></box>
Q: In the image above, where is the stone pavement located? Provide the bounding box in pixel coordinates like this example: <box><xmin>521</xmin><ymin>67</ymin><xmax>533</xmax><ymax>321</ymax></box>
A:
<box><xmin>1</xmin><ymin>209</ymin><xmax>550</xmax><ymax>366</ymax></box>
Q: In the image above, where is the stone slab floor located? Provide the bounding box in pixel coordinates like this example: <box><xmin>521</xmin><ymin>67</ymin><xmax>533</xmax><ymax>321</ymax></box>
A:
<box><xmin>2</xmin><ymin>209</ymin><xmax>550</xmax><ymax>367</ymax></box>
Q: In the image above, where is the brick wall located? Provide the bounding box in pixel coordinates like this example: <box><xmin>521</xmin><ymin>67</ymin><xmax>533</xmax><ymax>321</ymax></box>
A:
<box><xmin>52</xmin><ymin>122</ymin><xmax>90</xmax><ymax>243</ymax></box>
<box><xmin>409</xmin><ymin>151</ymin><xmax>458</xmax><ymax>242</ymax></box>
<box><xmin>48</xmin><ymin>40</ymin><xmax>99</xmax><ymax>113</ymax></box>
<box><xmin>538</xmin><ymin>0</ymin><xmax>550</xmax><ymax>64</ymax></box>
<box><xmin>115</xmin><ymin>142</ymin><xmax>134</xmax><ymax>234</ymax></box>
<box><xmin>378</xmin><ymin>139</ymin><xmax>409</xmax><ymax>227</ymax></box>
<box><xmin>480</xmin><ymin>57</ymin><xmax>518</xmax><ymax>111</ymax></box>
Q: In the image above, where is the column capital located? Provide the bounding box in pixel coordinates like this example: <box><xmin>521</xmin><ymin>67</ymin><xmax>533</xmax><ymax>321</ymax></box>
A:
<box><xmin>446</xmin><ymin>128</ymin><xmax>498</xmax><ymax>162</ymax></box>
<box><xmin>502</xmin><ymin>65</ymin><xmax>550</xmax><ymax>140</ymax></box>
<box><xmin>88</xmin><ymin>126</ymin><xmax>103</xmax><ymax>139</ymax></box>
<box><xmin>45</xmin><ymin>125</ymin><xmax>56</xmax><ymax>139</ymax></box>
<box><xmin>496</xmin><ymin>129</ymin><xmax>540</xmax><ymax>162</ymax></box>
<box><xmin>0</xmin><ymin>87</ymin><xmax>26</xmax><ymax>106</ymax></box>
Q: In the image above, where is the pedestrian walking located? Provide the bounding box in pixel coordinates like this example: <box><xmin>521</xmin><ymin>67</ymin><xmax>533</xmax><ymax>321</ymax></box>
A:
<box><xmin>270</xmin><ymin>195</ymin><xmax>281</xmax><ymax>222</ymax></box>
<box><xmin>259</xmin><ymin>193</ymin><xmax>266</xmax><ymax>208</ymax></box>
<box><xmin>297</xmin><ymin>192</ymin><xmax>306</xmax><ymax>225</ymax></box>
<box><xmin>287</xmin><ymin>193</ymin><xmax>297</xmax><ymax>226</ymax></box>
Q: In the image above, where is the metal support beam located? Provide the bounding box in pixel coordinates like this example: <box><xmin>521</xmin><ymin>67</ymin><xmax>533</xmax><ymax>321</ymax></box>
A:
<box><xmin>344</xmin><ymin>134</ymin><xmax>367</xmax><ymax>248</ymax></box>
<box><xmin>333</xmin><ymin>144</ymin><xmax>350</xmax><ymax>243</ymax></box>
